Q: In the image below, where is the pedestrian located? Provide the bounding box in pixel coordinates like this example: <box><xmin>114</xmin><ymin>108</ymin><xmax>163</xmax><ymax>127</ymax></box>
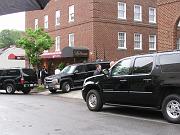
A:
<box><xmin>55</xmin><ymin>67</ymin><xmax>61</xmax><ymax>75</ymax></box>
<box><xmin>93</xmin><ymin>64</ymin><xmax>102</xmax><ymax>75</ymax></box>
<box><xmin>41</xmin><ymin>66</ymin><xmax>48</xmax><ymax>85</ymax></box>
<box><xmin>110</xmin><ymin>61</ymin><xmax>115</xmax><ymax>68</ymax></box>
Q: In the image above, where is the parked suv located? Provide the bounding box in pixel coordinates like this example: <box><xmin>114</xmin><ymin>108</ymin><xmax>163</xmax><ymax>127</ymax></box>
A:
<box><xmin>82</xmin><ymin>51</ymin><xmax>180</xmax><ymax>123</ymax></box>
<box><xmin>44</xmin><ymin>62</ymin><xmax>110</xmax><ymax>93</ymax></box>
<box><xmin>0</xmin><ymin>68</ymin><xmax>38</xmax><ymax>94</ymax></box>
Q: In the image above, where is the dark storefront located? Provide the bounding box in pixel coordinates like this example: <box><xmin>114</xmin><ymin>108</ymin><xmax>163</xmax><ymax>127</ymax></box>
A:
<box><xmin>41</xmin><ymin>47</ymin><xmax>89</xmax><ymax>75</ymax></box>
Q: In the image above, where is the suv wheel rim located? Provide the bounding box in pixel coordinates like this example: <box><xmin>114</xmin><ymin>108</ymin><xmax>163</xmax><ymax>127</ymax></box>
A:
<box><xmin>166</xmin><ymin>100</ymin><xmax>180</xmax><ymax>119</ymax></box>
<box><xmin>89</xmin><ymin>94</ymin><xmax>97</xmax><ymax>108</ymax></box>
<box><xmin>7</xmin><ymin>86</ymin><xmax>13</xmax><ymax>93</ymax></box>
<box><xmin>65</xmin><ymin>84</ymin><xmax>70</xmax><ymax>92</ymax></box>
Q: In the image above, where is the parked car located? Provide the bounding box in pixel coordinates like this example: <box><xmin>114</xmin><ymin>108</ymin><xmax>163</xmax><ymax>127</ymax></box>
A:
<box><xmin>44</xmin><ymin>61</ymin><xmax>110</xmax><ymax>93</ymax></box>
<box><xmin>82</xmin><ymin>51</ymin><xmax>180</xmax><ymax>123</ymax></box>
<box><xmin>0</xmin><ymin>68</ymin><xmax>38</xmax><ymax>94</ymax></box>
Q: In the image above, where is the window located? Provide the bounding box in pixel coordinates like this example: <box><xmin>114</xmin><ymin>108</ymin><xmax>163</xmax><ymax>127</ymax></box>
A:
<box><xmin>6</xmin><ymin>69</ymin><xmax>20</xmax><ymax>76</ymax></box>
<box><xmin>44</xmin><ymin>15</ymin><xmax>48</xmax><ymax>29</ymax></box>
<box><xmin>69</xmin><ymin>5</ymin><xmax>74</xmax><ymax>22</ymax></box>
<box><xmin>149</xmin><ymin>35</ymin><xmax>156</xmax><ymax>50</ymax></box>
<box><xmin>134</xmin><ymin>33</ymin><xmax>142</xmax><ymax>50</ymax></box>
<box><xmin>111</xmin><ymin>59</ymin><xmax>131</xmax><ymax>76</ymax></box>
<box><xmin>75</xmin><ymin>65</ymin><xmax>85</xmax><ymax>73</ymax></box>
<box><xmin>55</xmin><ymin>10</ymin><xmax>61</xmax><ymax>25</ymax></box>
<box><xmin>160</xmin><ymin>53</ymin><xmax>180</xmax><ymax>72</ymax></box>
<box><xmin>118</xmin><ymin>32</ymin><xmax>126</xmax><ymax>49</ymax></box>
<box><xmin>133</xmin><ymin>57</ymin><xmax>153</xmax><ymax>74</ymax></box>
<box><xmin>149</xmin><ymin>7</ymin><xmax>156</xmax><ymax>23</ymax></box>
<box><xmin>134</xmin><ymin>5</ymin><xmax>142</xmax><ymax>22</ymax></box>
<box><xmin>118</xmin><ymin>2</ymin><xmax>126</xmax><ymax>19</ymax></box>
<box><xmin>34</xmin><ymin>19</ymin><xmax>38</xmax><ymax>30</ymax></box>
<box><xmin>55</xmin><ymin>36</ymin><xmax>60</xmax><ymax>51</ymax></box>
<box><xmin>69</xmin><ymin>33</ymin><xmax>74</xmax><ymax>47</ymax></box>
<box><xmin>177</xmin><ymin>38</ymin><xmax>180</xmax><ymax>49</ymax></box>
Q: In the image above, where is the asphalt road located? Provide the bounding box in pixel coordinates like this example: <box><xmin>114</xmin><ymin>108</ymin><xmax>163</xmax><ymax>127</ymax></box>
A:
<box><xmin>0</xmin><ymin>93</ymin><xmax>180</xmax><ymax>135</ymax></box>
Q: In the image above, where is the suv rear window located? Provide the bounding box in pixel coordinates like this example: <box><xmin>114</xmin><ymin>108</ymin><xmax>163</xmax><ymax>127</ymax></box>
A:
<box><xmin>5</xmin><ymin>69</ymin><xmax>20</xmax><ymax>76</ymax></box>
<box><xmin>159</xmin><ymin>53</ymin><xmax>180</xmax><ymax>72</ymax></box>
<box><xmin>22</xmin><ymin>69</ymin><xmax>36</xmax><ymax>76</ymax></box>
<box><xmin>133</xmin><ymin>56</ymin><xmax>153</xmax><ymax>74</ymax></box>
<box><xmin>86</xmin><ymin>64</ymin><xmax>96</xmax><ymax>71</ymax></box>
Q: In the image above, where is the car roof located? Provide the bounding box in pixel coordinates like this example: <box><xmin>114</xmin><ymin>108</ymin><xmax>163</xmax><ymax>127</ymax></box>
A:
<box><xmin>68</xmin><ymin>61</ymin><xmax>110</xmax><ymax>66</ymax></box>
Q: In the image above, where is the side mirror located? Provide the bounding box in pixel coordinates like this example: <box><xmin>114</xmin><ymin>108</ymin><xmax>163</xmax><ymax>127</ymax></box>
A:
<box><xmin>74</xmin><ymin>70</ymin><xmax>78</xmax><ymax>74</ymax></box>
<box><xmin>102</xmin><ymin>69</ymin><xmax>109</xmax><ymax>76</ymax></box>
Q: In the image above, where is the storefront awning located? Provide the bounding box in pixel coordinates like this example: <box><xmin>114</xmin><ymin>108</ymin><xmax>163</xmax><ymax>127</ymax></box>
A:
<box><xmin>8</xmin><ymin>53</ymin><xmax>25</xmax><ymax>60</ymax></box>
<box><xmin>62</xmin><ymin>47</ymin><xmax>89</xmax><ymax>58</ymax></box>
<box><xmin>0</xmin><ymin>0</ymin><xmax>50</xmax><ymax>16</ymax></box>
<box><xmin>41</xmin><ymin>52</ymin><xmax>62</xmax><ymax>59</ymax></box>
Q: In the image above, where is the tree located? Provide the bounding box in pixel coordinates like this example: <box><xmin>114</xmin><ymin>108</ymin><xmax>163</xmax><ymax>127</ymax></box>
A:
<box><xmin>17</xmin><ymin>28</ymin><xmax>54</xmax><ymax>68</ymax></box>
<box><xmin>0</xmin><ymin>29</ymin><xmax>23</xmax><ymax>48</ymax></box>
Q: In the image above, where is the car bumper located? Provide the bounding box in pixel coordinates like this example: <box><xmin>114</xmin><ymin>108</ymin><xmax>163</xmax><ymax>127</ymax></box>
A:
<box><xmin>44</xmin><ymin>83</ymin><xmax>60</xmax><ymax>90</ymax></box>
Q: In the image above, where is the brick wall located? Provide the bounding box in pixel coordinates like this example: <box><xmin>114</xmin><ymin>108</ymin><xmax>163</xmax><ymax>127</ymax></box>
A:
<box><xmin>26</xmin><ymin>0</ymin><xmax>158</xmax><ymax>62</ymax></box>
<box><xmin>157</xmin><ymin>0</ymin><xmax>180</xmax><ymax>51</ymax></box>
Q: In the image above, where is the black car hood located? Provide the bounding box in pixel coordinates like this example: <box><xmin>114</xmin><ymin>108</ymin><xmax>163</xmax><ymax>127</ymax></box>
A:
<box><xmin>46</xmin><ymin>72</ymin><xmax>72</xmax><ymax>79</ymax></box>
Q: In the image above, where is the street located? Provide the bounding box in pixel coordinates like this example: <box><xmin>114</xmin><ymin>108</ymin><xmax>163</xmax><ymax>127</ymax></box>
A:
<box><xmin>0</xmin><ymin>92</ymin><xmax>180</xmax><ymax>135</ymax></box>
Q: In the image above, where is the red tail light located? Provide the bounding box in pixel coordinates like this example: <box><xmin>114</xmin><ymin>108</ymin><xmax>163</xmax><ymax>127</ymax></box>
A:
<box><xmin>20</xmin><ymin>77</ymin><xmax>25</xmax><ymax>84</ymax></box>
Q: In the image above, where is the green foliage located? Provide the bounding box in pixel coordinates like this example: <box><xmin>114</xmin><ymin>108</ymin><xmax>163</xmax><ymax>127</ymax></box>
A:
<box><xmin>58</xmin><ymin>63</ymin><xmax>65</xmax><ymax>70</ymax></box>
<box><xmin>17</xmin><ymin>28</ymin><xmax>54</xmax><ymax>67</ymax></box>
<box><xmin>0</xmin><ymin>29</ymin><xmax>23</xmax><ymax>48</ymax></box>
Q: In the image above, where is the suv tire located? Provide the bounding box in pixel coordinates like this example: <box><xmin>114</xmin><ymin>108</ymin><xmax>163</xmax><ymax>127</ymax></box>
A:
<box><xmin>162</xmin><ymin>94</ymin><xmax>180</xmax><ymax>124</ymax></box>
<box><xmin>49</xmin><ymin>89</ymin><xmax>57</xmax><ymax>94</ymax></box>
<box><xmin>22</xmin><ymin>89</ymin><xmax>31</xmax><ymax>94</ymax></box>
<box><xmin>86</xmin><ymin>90</ymin><xmax>103</xmax><ymax>111</ymax></box>
<box><xmin>5</xmin><ymin>83</ymin><xmax>15</xmax><ymax>94</ymax></box>
<box><xmin>62</xmin><ymin>82</ymin><xmax>71</xmax><ymax>93</ymax></box>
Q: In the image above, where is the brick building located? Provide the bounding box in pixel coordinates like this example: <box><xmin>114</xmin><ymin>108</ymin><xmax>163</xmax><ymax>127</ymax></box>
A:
<box><xmin>26</xmin><ymin>0</ymin><xmax>158</xmax><ymax>70</ymax></box>
<box><xmin>157</xmin><ymin>0</ymin><xmax>180</xmax><ymax>51</ymax></box>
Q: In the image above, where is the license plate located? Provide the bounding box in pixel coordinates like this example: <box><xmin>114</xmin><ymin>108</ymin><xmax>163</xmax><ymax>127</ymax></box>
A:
<box><xmin>30</xmin><ymin>84</ymin><xmax>34</xmax><ymax>87</ymax></box>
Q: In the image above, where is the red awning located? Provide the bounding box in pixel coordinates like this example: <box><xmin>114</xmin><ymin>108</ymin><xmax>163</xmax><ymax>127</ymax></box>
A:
<box><xmin>8</xmin><ymin>53</ymin><xmax>16</xmax><ymax>59</ymax></box>
<box><xmin>41</xmin><ymin>52</ymin><xmax>62</xmax><ymax>59</ymax></box>
<box><xmin>8</xmin><ymin>53</ymin><xmax>25</xmax><ymax>60</ymax></box>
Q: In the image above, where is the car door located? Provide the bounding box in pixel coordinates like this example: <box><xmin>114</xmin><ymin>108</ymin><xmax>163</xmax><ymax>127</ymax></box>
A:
<box><xmin>73</xmin><ymin>65</ymin><xmax>87</xmax><ymax>87</ymax></box>
<box><xmin>129</xmin><ymin>56</ymin><xmax>156</xmax><ymax>107</ymax></box>
<box><xmin>101</xmin><ymin>58</ymin><xmax>132</xmax><ymax>104</ymax></box>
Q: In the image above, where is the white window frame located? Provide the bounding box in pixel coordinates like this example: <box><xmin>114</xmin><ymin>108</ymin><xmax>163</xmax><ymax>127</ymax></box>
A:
<box><xmin>134</xmin><ymin>5</ymin><xmax>142</xmax><ymax>22</ymax></box>
<box><xmin>55</xmin><ymin>10</ymin><xmax>61</xmax><ymax>26</ymax></box>
<box><xmin>69</xmin><ymin>5</ymin><xmax>75</xmax><ymax>22</ymax></box>
<box><xmin>118</xmin><ymin>2</ymin><xmax>126</xmax><ymax>20</ymax></box>
<box><xmin>44</xmin><ymin>15</ymin><xmax>48</xmax><ymax>29</ymax></box>
<box><xmin>34</xmin><ymin>18</ymin><xmax>38</xmax><ymax>30</ymax></box>
<box><xmin>177</xmin><ymin>38</ymin><xmax>180</xmax><ymax>49</ymax></box>
<box><xmin>118</xmin><ymin>32</ymin><xmax>126</xmax><ymax>49</ymax></box>
<box><xmin>134</xmin><ymin>33</ymin><xmax>142</xmax><ymax>50</ymax></box>
<box><xmin>55</xmin><ymin>36</ymin><xmax>60</xmax><ymax>51</ymax></box>
<box><xmin>149</xmin><ymin>35</ymin><xmax>156</xmax><ymax>50</ymax></box>
<box><xmin>149</xmin><ymin>7</ymin><xmax>156</xmax><ymax>24</ymax></box>
<box><xmin>69</xmin><ymin>33</ymin><xmax>74</xmax><ymax>47</ymax></box>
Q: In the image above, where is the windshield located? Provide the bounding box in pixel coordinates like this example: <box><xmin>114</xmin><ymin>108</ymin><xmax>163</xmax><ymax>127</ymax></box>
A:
<box><xmin>61</xmin><ymin>65</ymin><xmax>76</xmax><ymax>74</ymax></box>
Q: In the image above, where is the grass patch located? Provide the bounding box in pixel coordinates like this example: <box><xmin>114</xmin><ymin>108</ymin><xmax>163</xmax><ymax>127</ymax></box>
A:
<box><xmin>34</xmin><ymin>85</ymin><xmax>46</xmax><ymax>92</ymax></box>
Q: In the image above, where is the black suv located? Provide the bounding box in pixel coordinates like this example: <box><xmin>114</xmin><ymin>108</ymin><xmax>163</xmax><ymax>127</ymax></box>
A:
<box><xmin>44</xmin><ymin>62</ymin><xmax>110</xmax><ymax>93</ymax></box>
<box><xmin>0</xmin><ymin>68</ymin><xmax>38</xmax><ymax>94</ymax></box>
<box><xmin>82</xmin><ymin>51</ymin><xmax>180</xmax><ymax>123</ymax></box>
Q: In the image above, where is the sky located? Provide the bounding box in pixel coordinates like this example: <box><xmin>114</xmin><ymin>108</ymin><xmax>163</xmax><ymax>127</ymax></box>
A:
<box><xmin>0</xmin><ymin>12</ymin><xmax>25</xmax><ymax>31</ymax></box>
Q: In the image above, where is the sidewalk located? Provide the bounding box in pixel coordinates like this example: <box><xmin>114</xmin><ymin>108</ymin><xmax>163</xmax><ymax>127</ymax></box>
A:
<box><xmin>33</xmin><ymin>89</ymin><xmax>83</xmax><ymax>99</ymax></box>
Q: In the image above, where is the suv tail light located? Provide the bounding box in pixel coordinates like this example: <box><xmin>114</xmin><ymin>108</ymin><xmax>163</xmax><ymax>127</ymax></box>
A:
<box><xmin>20</xmin><ymin>77</ymin><xmax>25</xmax><ymax>84</ymax></box>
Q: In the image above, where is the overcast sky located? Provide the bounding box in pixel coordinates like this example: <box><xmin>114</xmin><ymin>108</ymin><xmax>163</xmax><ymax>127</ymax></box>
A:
<box><xmin>0</xmin><ymin>12</ymin><xmax>25</xmax><ymax>31</ymax></box>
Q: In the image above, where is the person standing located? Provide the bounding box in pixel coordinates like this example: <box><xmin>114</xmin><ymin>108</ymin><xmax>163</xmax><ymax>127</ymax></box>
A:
<box><xmin>41</xmin><ymin>66</ymin><xmax>48</xmax><ymax>85</ymax></box>
<box><xmin>93</xmin><ymin>64</ymin><xmax>102</xmax><ymax>75</ymax></box>
<box><xmin>55</xmin><ymin>67</ymin><xmax>61</xmax><ymax>75</ymax></box>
